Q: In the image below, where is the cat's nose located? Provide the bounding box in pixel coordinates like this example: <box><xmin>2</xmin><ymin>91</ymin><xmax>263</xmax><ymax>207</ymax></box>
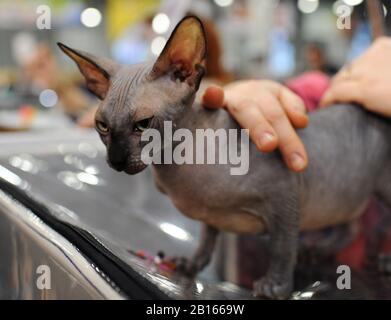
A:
<box><xmin>108</xmin><ymin>144</ymin><xmax>128</xmax><ymax>171</ymax></box>
<box><xmin>109</xmin><ymin>159</ymin><xmax>127</xmax><ymax>172</ymax></box>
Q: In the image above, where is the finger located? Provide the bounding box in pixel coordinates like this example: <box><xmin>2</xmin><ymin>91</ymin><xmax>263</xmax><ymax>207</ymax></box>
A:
<box><xmin>320</xmin><ymin>81</ymin><xmax>362</xmax><ymax>107</ymax></box>
<box><xmin>274</xmin><ymin>120</ymin><xmax>308</xmax><ymax>172</ymax></box>
<box><xmin>332</xmin><ymin>65</ymin><xmax>352</xmax><ymax>84</ymax></box>
<box><xmin>260</xmin><ymin>100</ymin><xmax>308</xmax><ymax>172</ymax></box>
<box><xmin>278</xmin><ymin>87</ymin><xmax>309</xmax><ymax>129</ymax></box>
<box><xmin>227</xmin><ymin>99</ymin><xmax>279</xmax><ymax>152</ymax></box>
<box><xmin>202</xmin><ymin>86</ymin><xmax>225</xmax><ymax>109</ymax></box>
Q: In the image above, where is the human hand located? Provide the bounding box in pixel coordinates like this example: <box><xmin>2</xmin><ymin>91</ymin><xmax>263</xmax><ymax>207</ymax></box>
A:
<box><xmin>321</xmin><ymin>37</ymin><xmax>391</xmax><ymax>117</ymax></box>
<box><xmin>202</xmin><ymin>80</ymin><xmax>309</xmax><ymax>172</ymax></box>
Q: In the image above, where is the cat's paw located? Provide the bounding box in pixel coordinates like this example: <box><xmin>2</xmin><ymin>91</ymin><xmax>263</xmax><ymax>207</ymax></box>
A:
<box><xmin>378</xmin><ymin>254</ymin><xmax>391</xmax><ymax>274</ymax></box>
<box><xmin>171</xmin><ymin>256</ymin><xmax>200</xmax><ymax>278</ymax></box>
<box><xmin>253</xmin><ymin>276</ymin><xmax>292</xmax><ymax>300</ymax></box>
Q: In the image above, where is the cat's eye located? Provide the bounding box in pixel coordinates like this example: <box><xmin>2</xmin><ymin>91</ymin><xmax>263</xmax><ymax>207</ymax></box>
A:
<box><xmin>95</xmin><ymin>120</ymin><xmax>109</xmax><ymax>134</ymax></box>
<box><xmin>134</xmin><ymin>117</ymin><xmax>152</xmax><ymax>132</ymax></box>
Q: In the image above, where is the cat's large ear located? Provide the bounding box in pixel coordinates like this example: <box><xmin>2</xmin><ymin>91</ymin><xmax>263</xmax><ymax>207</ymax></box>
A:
<box><xmin>57</xmin><ymin>43</ymin><xmax>119</xmax><ymax>100</ymax></box>
<box><xmin>149</xmin><ymin>16</ymin><xmax>207</xmax><ymax>90</ymax></box>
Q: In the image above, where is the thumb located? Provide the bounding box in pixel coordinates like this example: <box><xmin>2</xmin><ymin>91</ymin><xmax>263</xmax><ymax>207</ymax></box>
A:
<box><xmin>320</xmin><ymin>81</ymin><xmax>361</xmax><ymax>107</ymax></box>
<box><xmin>202</xmin><ymin>85</ymin><xmax>225</xmax><ymax>109</ymax></box>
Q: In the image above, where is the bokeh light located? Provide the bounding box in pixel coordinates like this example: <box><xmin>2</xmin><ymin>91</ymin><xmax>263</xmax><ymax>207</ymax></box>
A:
<box><xmin>298</xmin><ymin>0</ymin><xmax>319</xmax><ymax>14</ymax></box>
<box><xmin>39</xmin><ymin>89</ymin><xmax>58</xmax><ymax>108</ymax></box>
<box><xmin>80</xmin><ymin>7</ymin><xmax>102</xmax><ymax>28</ymax></box>
<box><xmin>151</xmin><ymin>36</ymin><xmax>166</xmax><ymax>56</ymax></box>
<box><xmin>152</xmin><ymin>13</ymin><xmax>170</xmax><ymax>34</ymax></box>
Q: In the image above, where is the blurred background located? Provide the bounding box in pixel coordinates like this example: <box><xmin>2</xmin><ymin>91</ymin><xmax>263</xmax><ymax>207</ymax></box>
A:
<box><xmin>0</xmin><ymin>0</ymin><xmax>389</xmax><ymax>131</ymax></box>
<box><xmin>1</xmin><ymin>0</ymin><xmax>391</xmax><ymax>299</ymax></box>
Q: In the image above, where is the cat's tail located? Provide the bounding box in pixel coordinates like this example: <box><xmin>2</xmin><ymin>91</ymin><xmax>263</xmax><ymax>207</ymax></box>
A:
<box><xmin>366</xmin><ymin>0</ymin><xmax>386</xmax><ymax>39</ymax></box>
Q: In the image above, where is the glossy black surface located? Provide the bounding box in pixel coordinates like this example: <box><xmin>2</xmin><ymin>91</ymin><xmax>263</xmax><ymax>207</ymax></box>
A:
<box><xmin>0</xmin><ymin>129</ymin><xmax>391</xmax><ymax>299</ymax></box>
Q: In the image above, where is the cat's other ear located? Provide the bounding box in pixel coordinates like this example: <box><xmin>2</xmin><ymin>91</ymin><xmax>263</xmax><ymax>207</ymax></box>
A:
<box><xmin>57</xmin><ymin>43</ymin><xmax>119</xmax><ymax>100</ymax></box>
<box><xmin>149</xmin><ymin>16</ymin><xmax>207</xmax><ymax>90</ymax></box>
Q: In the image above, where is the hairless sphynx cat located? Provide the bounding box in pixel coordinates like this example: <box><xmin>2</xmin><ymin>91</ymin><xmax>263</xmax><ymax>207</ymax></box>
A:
<box><xmin>58</xmin><ymin>0</ymin><xmax>390</xmax><ymax>299</ymax></box>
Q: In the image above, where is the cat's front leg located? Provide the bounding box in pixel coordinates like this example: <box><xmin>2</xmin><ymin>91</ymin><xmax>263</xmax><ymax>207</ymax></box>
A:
<box><xmin>253</xmin><ymin>196</ymin><xmax>299</xmax><ymax>299</ymax></box>
<box><xmin>175</xmin><ymin>224</ymin><xmax>219</xmax><ymax>277</ymax></box>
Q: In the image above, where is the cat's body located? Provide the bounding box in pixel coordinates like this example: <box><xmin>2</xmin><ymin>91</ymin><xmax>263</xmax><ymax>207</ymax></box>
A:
<box><xmin>153</xmin><ymin>102</ymin><xmax>391</xmax><ymax>234</ymax></box>
<box><xmin>151</xmin><ymin>102</ymin><xmax>391</xmax><ymax>299</ymax></box>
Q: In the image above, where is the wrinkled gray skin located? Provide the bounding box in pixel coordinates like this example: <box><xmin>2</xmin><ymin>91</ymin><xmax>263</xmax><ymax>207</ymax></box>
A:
<box><xmin>58</xmin><ymin>17</ymin><xmax>391</xmax><ymax>299</ymax></box>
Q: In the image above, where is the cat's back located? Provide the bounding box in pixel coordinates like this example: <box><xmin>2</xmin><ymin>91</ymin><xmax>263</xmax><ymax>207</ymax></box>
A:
<box><xmin>298</xmin><ymin>104</ymin><xmax>391</xmax><ymax>229</ymax></box>
<box><xmin>301</xmin><ymin>103</ymin><xmax>391</xmax><ymax>175</ymax></box>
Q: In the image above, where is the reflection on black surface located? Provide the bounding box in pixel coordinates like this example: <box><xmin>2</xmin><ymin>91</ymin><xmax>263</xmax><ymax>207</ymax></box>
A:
<box><xmin>1</xmin><ymin>131</ymin><xmax>391</xmax><ymax>299</ymax></box>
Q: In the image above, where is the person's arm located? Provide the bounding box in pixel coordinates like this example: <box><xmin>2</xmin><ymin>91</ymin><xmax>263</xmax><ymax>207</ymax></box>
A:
<box><xmin>202</xmin><ymin>73</ymin><xmax>330</xmax><ymax>172</ymax></box>
<box><xmin>203</xmin><ymin>37</ymin><xmax>391</xmax><ymax>172</ymax></box>
<box><xmin>321</xmin><ymin>37</ymin><xmax>391</xmax><ymax>116</ymax></box>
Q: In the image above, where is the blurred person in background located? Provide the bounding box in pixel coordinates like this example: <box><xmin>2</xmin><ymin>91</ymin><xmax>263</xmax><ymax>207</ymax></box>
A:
<box><xmin>303</xmin><ymin>42</ymin><xmax>338</xmax><ymax>76</ymax></box>
<box><xmin>198</xmin><ymin>15</ymin><xmax>234</xmax><ymax>86</ymax></box>
<box><xmin>21</xmin><ymin>43</ymin><xmax>94</xmax><ymax>120</ymax></box>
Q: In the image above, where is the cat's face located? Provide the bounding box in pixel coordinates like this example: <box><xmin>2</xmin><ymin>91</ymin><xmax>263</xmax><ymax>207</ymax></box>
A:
<box><xmin>58</xmin><ymin>16</ymin><xmax>206</xmax><ymax>174</ymax></box>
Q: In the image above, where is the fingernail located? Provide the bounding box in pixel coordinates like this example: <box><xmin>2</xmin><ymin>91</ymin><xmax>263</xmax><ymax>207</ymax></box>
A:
<box><xmin>290</xmin><ymin>153</ymin><xmax>306</xmax><ymax>171</ymax></box>
<box><xmin>295</xmin><ymin>103</ymin><xmax>306</xmax><ymax>113</ymax></box>
<box><xmin>259</xmin><ymin>132</ymin><xmax>275</xmax><ymax>148</ymax></box>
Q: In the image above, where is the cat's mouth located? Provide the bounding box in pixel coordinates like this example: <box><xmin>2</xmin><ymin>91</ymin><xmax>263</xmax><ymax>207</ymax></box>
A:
<box><xmin>106</xmin><ymin>155</ymin><xmax>147</xmax><ymax>175</ymax></box>
<box><xmin>123</xmin><ymin>161</ymin><xmax>148</xmax><ymax>175</ymax></box>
